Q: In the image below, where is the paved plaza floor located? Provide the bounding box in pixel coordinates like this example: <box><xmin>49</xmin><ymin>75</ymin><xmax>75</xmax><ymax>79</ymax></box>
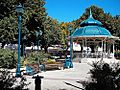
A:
<box><xmin>19</xmin><ymin>58</ymin><xmax>120</xmax><ymax>90</ymax></box>
<box><xmin>24</xmin><ymin>62</ymin><xmax>91</xmax><ymax>90</ymax></box>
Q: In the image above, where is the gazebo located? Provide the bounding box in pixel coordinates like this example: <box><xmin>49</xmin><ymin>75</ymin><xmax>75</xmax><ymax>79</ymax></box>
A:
<box><xmin>71</xmin><ymin>10</ymin><xmax>119</xmax><ymax>60</ymax></box>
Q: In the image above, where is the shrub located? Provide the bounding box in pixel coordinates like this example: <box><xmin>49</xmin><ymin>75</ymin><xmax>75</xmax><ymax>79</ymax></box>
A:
<box><xmin>0</xmin><ymin>69</ymin><xmax>29</xmax><ymax>90</ymax></box>
<box><xmin>27</xmin><ymin>50</ymin><xmax>50</xmax><ymax>64</ymax></box>
<box><xmin>115</xmin><ymin>51</ymin><xmax>120</xmax><ymax>59</ymax></box>
<box><xmin>0</xmin><ymin>49</ymin><xmax>17</xmax><ymax>69</ymax></box>
<box><xmin>81</xmin><ymin>62</ymin><xmax>120</xmax><ymax>90</ymax></box>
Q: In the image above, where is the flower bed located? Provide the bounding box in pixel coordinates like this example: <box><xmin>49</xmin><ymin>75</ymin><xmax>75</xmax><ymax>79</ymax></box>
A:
<box><xmin>43</xmin><ymin>60</ymin><xmax>64</xmax><ymax>70</ymax></box>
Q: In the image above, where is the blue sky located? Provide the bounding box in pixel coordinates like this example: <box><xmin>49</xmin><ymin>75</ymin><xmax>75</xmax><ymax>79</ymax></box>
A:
<box><xmin>45</xmin><ymin>0</ymin><xmax>120</xmax><ymax>22</ymax></box>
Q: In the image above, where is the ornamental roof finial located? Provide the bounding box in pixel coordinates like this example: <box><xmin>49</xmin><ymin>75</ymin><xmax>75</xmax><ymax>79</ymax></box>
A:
<box><xmin>89</xmin><ymin>8</ymin><xmax>93</xmax><ymax>18</ymax></box>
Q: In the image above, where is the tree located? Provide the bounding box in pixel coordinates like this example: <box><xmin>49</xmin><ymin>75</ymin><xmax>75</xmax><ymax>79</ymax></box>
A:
<box><xmin>0</xmin><ymin>15</ymin><xmax>18</xmax><ymax>47</ymax></box>
<box><xmin>0</xmin><ymin>0</ymin><xmax>16</xmax><ymax>20</ymax></box>
<box><xmin>0</xmin><ymin>0</ymin><xmax>27</xmax><ymax>47</ymax></box>
<box><xmin>44</xmin><ymin>16</ymin><xmax>62</xmax><ymax>45</ymax></box>
<box><xmin>25</xmin><ymin>0</ymin><xmax>47</xmax><ymax>46</ymax></box>
<box><xmin>72</xmin><ymin>5</ymin><xmax>120</xmax><ymax>37</ymax></box>
<box><xmin>0</xmin><ymin>49</ymin><xmax>17</xmax><ymax>69</ymax></box>
<box><xmin>60</xmin><ymin>22</ymin><xmax>69</xmax><ymax>44</ymax></box>
<box><xmin>0</xmin><ymin>0</ymin><xmax>63</xmax><ymax>51</ymax></box>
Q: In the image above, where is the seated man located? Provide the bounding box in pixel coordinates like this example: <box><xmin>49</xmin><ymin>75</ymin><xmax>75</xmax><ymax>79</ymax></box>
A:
<box><xmin>39</xmin><ymin>63</ymin><xmax>45</xmax><ymax>72</ymax></box>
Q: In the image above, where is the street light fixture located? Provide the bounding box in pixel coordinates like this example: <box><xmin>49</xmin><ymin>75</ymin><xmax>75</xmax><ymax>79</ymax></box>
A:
<box><xmin>69</xmin><ymin>26</ymin><xmax>73</xmax><ymax>68</ymax></box>
<box><xmin>16</xmin><ymin>3</ymin><xmax>24</xmax><ymax>77</ymax></box>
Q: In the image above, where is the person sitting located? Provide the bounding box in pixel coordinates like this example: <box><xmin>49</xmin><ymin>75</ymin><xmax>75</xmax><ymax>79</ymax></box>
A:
<box><xmin>83</xmin><ymin>46</ymin><xmax>91</xmax><ymax>57</ymax></box>
<box><xmin>39</xmin><ymin>63</ymin><xmax>45</xmax><ymax>72</ymax></box>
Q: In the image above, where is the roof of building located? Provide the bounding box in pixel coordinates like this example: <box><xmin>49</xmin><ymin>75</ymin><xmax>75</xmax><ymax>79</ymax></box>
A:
<box><xmin>72</xmin><ymin>9</ymin><xmax>112</xmax><ymax>38</ymax></box>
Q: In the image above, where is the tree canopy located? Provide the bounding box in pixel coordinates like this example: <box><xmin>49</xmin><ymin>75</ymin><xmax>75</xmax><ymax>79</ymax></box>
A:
<box><xmin>0</xmin><ymin>1</ymin><xmax>120</xmax><ymax>49</ymax></box>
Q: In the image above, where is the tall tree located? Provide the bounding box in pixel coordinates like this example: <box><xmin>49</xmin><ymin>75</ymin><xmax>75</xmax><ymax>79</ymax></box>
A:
<box><xmin>0</xmin><ymin>0</ymin><xmax>16</xmax><ymax>20</ymax></box>
<box><xmin>24</xmin><ymin>0</ymin><xmax>47</xmax><ymax>46</ymax></box>
<box><xmin>72</xmin><ymin>5</ymin><xmax>120</xmax><ymax>37</ymax></box>
<box><xmin>44</xmin><ymin>16</ymin><xmax>62</xmax><ymax>45</ymax></box>
<box><xmin>0</xmin><ymin>15</ymin><xmax>18</xmax><ymax>46</ymax></box>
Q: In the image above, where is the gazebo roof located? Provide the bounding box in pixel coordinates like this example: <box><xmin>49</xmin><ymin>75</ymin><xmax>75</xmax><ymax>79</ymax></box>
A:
<box><xmin>80</xmin><ymin>9</ymin><xmax>103</xmax><ymax>26</ymax></box>
<box><xmin>72</xmin><ymin>26</ymin><xmax>112</xmax><ymax>38</ymax></box>
<box><xmin>72</xmin><ymin>9</ymin><xmax>112</xmax><ymax>38</ymax></box>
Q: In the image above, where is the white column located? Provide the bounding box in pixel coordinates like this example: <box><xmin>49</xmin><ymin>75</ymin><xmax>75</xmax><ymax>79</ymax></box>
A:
<box><xmin>85</xmin><ymin>38</ymin><xmax>87</xmax><ymax>58</ymax></box>
<box><xmin>82</xmin><ymin>39</ymin><xmax>84</xmax><ymax>58</ymax></box>
<box><xmin>112</xmin><ymin>40</ymin><xmax>115</xmax><ymax>59</ymax></box>
<box><xmin>104</xmin><ymin>41</ymin><xmax>106</xmax><ymax>58</ymax></box>
<box><xmin>101</xmin><ymin>40</ymin><xmax>104</xmax><ymax>60</ymax></box>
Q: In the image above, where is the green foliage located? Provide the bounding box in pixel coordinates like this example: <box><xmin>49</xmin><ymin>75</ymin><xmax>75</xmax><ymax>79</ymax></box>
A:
<box><xmin>27</xmin><ymin>50</ymin><xmax>50</xmax><ymax>64</ymax></box>
<box><xmin>73</xmin><ymin>5</ymin><xmax>120</xmax><ymax>37</ymax></box>
<box><xmin>0</xmin><ymin>15</ymin><xmax>18</xmax><ymax>44</ymax></box>
<box><xmin>0</xmin><ymin>49</ymin><xmax>17</xmax><ymax>69</ymax></box>
<box><xmin>0</xmin><ymin>0</ymin><xmax>18</xmax><ymax>46</ymax></box>
<box><xmin>44</xmin><ymin>16</ymin><xmax>62</xmax><ymax>45</ymax></box>
<box><xmin>0</xmin><ymin>1</ymin><xmax>119</xmax><ymax>49</ymax></box>
<box><xmin>23</xmin><ymin>0</ymin><xmax>62</xmax><ymax>46</ymax></box>
<box><xmin>0</xmin><ymin>0</ymin><xmax>16</xmax><ymax>20</ymax></box>
<box><xmin>0</xmin><ymin>69</ymin><xmax>29</xmax><ymax>90</ymax></box>
<box><xmin>81</xmin><ymin>62</ymin><xmax>120</xmax><ymax>90</ymax></box>
<box><xmin>24</xmin><ymin>0</ymin><xmax>47</xmax><ymax>45</ymax></box>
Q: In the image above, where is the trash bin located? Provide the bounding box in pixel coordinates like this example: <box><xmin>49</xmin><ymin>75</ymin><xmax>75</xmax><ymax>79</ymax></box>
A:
<box><xmin>64</xmin><ymin>58</ymin><xmax>71</xmax><ymax>68</ymax></box>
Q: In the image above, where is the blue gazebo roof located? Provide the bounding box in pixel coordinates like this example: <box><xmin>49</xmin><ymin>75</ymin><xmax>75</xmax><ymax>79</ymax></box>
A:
<box><xmin>73</xmin><ymin>26</ymin><xmax>111</xmax><ymax>37</ymax></box>
<box><xmin>72</xmin><ymin>9</ymin><xmax>112</xmax><ymax>38</ymax></box>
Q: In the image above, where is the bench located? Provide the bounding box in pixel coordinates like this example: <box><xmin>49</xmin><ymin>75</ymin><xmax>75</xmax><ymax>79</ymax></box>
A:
<box><xmin>26</xmin><ymin>63</ymin><xmax>40</xmax><ymax>75</ymax></box>
<box><xmin>44</xmin><ymin>62</ymin><xmax>64</xmax><ymax>70</ymax></box>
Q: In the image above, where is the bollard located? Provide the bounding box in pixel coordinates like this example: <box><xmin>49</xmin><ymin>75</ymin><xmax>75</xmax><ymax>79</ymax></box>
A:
<box><xmin>32</xmin><ymin>75</ymin><xmax>44</xmax><ymax>90</ymax></box>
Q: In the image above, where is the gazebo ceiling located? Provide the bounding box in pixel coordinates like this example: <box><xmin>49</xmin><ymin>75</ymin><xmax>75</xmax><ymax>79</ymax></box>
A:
<box><xmin>72</xmin><ymin>9</ymin><xmax>112</xmax><ymax>38</ymax></box>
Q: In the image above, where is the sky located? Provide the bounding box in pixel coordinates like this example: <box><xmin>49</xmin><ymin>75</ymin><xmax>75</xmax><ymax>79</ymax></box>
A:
<box><xmin>45</xmin><ymin>0</ymin><xmax>120</xmax><ymax>22</ymax></box>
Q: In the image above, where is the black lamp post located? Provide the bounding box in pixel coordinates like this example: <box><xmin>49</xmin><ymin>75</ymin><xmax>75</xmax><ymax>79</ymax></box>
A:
<box><xmin>16</xmin><ymin>3</ymin><xmax>24</xmax><ymax>77</ymax></box>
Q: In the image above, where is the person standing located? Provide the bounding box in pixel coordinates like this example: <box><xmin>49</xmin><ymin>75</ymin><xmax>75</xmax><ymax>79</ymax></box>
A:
<box><xmin>33</xmin><ymin>75</ymin><xmax>44</xmax><ymax>90</ymax></box>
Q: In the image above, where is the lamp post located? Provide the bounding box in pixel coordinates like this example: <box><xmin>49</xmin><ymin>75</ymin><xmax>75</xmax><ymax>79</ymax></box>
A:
<box><xmin>16</xmin><ymin>3</ymin><xmax>24</xmax><ymax>77</ymax></box>
<box><xmin>35</xmin><ymin>27</ymin><xmax>42</xmax><ymax>64</ymax></box>
<box><xmin>69</xmin><ymin>26</ymin><xmax>73</xmax><ymax>68</ymax></box>
<box><xmin>35</xmin><ymin>27</ymin><xmax>42</xmax><ymax>51</ymax></box>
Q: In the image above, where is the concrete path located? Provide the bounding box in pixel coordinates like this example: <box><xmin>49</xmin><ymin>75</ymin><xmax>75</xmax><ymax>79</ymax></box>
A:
<box><xmin>25</xmin><ymin>62</ymin><xmax>92</xmax><ymax>90</ymax></box>
<box><xmin>18</xmin><ymin>58</ymin><xmax>120</xmax><ymax>90</ymax></box>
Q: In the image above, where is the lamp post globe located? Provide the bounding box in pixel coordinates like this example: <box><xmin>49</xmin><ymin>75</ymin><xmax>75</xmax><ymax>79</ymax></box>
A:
<box><xmin>69</xmin><ymin>26</ymin><xmax>73</xmax><ymax>68</ymax></box>
<box><xmin>16</xmin><ymin>3</ymin><xmax>24</xmax><ymax>77</ymax></box>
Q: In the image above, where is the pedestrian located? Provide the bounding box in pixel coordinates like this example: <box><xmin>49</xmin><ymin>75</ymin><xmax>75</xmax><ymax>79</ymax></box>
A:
<box><xmin>33</xmin><ymin>75</ymin><xmax>44</xmax><ymax>90</ymax></box>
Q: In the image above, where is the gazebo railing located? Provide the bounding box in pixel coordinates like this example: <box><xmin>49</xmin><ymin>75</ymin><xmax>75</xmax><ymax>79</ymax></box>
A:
<box><xmin>73</xmin><ymin>51</ymin><xmax>113</xmax><ymax>59</ymax></box>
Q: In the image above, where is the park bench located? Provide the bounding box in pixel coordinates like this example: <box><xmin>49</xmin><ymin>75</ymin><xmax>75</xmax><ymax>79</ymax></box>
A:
<box><xmin>44</xmin><ymin>61</ymin><xmax>64</xmax><ymax>70</ymax></box>
<box><xmin>26</xmin><ymin>63</ymin><xmax>40</xmax><ymax>75</ymax></box>
<box><xmin>25</xmin><ymin>61</ymin><xmax>64</xmax><ymax>75</ymax></box>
